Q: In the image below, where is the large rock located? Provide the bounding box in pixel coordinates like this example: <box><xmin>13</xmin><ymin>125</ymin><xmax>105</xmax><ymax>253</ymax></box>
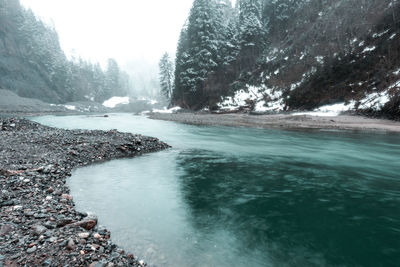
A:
<box><xmin>31</xmin><ymin>224</ymin><xmax>47</xmax><ymax>236</ymax></box>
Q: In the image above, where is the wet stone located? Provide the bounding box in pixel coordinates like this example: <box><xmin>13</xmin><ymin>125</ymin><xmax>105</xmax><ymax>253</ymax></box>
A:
<box><xmin>31</xmin><ymin>225</ymin><xmax>47</xmax><ymax>236</ymax></box>
<box><xmin>0</xmin><ymin>117</ymin><xmax>169</xmax><ymax>266</ymax></box>
<box><xmin>27</xmin><ymin>246</ymin><xmax>37</xmax><ymax>254</ymax></box>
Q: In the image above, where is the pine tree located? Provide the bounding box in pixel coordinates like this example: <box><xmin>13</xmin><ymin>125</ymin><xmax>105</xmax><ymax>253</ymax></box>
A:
<box><xmin>105</xmin><ymin>58</ymin><xmax>121</xmax><ymax>97</ymax></box>
<box><xmin>237</xmin><ymin>0</ymin><xmax>265</xmax><ymax>71</ymax></box>
<box><xmin>172</xmin><ymin>0</ymin><xmax>223</xmax><ymax>109</ymax></box>
<box><xmin>173</xmin><ymin>24</ymin><xmax>190</xmax><ymax>107</ymax></box>
<box><xmin>158</xmin><ymin>53</ymin><xmax>174</xmax><ymax>100</ymax></box>
<box><xmin>262</xmin><ymin>0</ymin><xmax>306</xmax><ymax>38</ymax></box>
<box><xmin>215</xmin><ymin>0</ymin><xmax>239</xmax><ymax>67</ymax></box>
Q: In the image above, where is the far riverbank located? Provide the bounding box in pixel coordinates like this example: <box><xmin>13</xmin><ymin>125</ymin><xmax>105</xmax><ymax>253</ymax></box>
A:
<box><xmin>150</xmin><ymin>113</ymin><xmax>400</xmax><ymax>133</ymax></box>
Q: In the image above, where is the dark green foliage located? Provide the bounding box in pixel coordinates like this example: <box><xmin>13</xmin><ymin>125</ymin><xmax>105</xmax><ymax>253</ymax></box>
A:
<box><xmin>0</xmin><ymin>0</ymin><xmax>130</xmax><ymax>103</ymax></box>
<box><xmin>172</xmin><ymin>0</ymin><xmax>238</xmax><ymax>109</ymax></box>
<box><xmin>237</xmin><ymin>0</ymin><xmax>265</xmax><ymax>71</ymax></box>
<box><xmin>169</xmin><ymin>0</ymin><xmax>400</xmax><ymax>117</ymax></box>
<box><xmin>173</xmin><ymin>24</ymin><xmax>190</xmax><ymax>108</ymax></box>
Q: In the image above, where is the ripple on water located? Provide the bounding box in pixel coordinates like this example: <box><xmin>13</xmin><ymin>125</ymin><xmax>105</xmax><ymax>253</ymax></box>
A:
<box><xmin>31</xmin><ymin>114</ymin><xmax>400</xmax><ymax>267</ymax></box>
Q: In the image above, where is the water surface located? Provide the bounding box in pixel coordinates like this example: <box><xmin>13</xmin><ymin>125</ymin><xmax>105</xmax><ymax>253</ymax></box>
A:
<box><xmin>31</xmin><ymin>114</ymin><xmax>400</xmax><ymax>267</ymax></box>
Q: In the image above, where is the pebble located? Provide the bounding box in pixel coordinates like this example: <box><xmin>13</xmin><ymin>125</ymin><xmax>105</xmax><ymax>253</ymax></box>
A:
<box><xmin>67</xmin><ymin>239</ymin><xmax>76</xmax><ymax>250</ymax></box>
<box><xmin>0</xmin><ymin>224</ymin><xmax>14</xmax><ymax>235</ymax></box>
<box><xmin>78</xmin><ymin>232</ymin><xmax>90</xmax><ymax>239</ymax></box>
<box><xmin>0</xmin><ymin>118</ymin><xmax>169</xmax><ymax>266</ymax></box>
<box><xmin>26</xmin><ymin>246</ymin><xmax>37</xmax><ymax>254</ymax></box>
<box><xmin>13</xmin><ymin>205</ymin><xmax>23</xmax><ymax>210</ymax></box>
<box><xmin>93</xmin><ymin>233</ymin><xmax>101</xmax><ymax>239</ymax></box>
<box><xmin>61</xmin><ymin>194</ymin><xmax>73</xmax><ymax>201</ymax></box>
<box><xmin>31</xmin><ymin>224</ymin><xmax>47</xmax><ymax>236</ymax></box>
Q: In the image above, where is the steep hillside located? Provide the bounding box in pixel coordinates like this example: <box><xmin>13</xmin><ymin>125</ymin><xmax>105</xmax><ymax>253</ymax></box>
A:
<box><xmin>172</xmin><ymin>0</ymin><xmax>400</xmax><ymax>119</ymax></box>
<box><xmin>0</xmin><ymin>0</ymin><xmax>131</xmax><ymax>104</ymax></box>
<box><xmin>0</xmin><ymin>0</ymin><xmax>65</xmax><ymax>102</ymax></box>
<box><xmin>257</xmin><ymin>0</ymin><xmax>400</xmax><ymax>118</ymax></box>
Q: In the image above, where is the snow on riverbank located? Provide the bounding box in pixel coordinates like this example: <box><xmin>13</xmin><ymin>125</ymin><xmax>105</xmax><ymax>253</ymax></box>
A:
<box><xmin>64</xmin><ymin>105</ymin><xmax>76</xmax><ymax>111</ymax></box>
<box><xmin>102</xmin><ymin>97</ymin><xmax>130</xmax><ymax>108</ymax></box>
<box><xmin>293</xmin><ymin>103</ymin><xmax>355</xmax><ymax>117</ymax></box>
<box><xmin>218</xmin><ymin>86</ymin><xmax>284</xmax><ymax>112</ymax></box>
<box><xmin>152</xmin><ymin>106</ymin><xmax>181</xmax><ymax>114</ymax></box>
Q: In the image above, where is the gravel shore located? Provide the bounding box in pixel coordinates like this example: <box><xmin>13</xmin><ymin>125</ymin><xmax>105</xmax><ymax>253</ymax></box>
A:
<box><xmin>0</xmin><ymin>118</ymin><xmax>170</xmax><ymax>266</ymax></box>
<box><xmin>150</xmin><ymin>113</ymin><xmax>400</xmax><ymax>133</ymax></box>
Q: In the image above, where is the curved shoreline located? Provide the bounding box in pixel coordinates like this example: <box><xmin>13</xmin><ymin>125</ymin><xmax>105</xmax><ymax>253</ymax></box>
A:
<box><xmin>150</xmin><ymin>113</ymin><xmax>400</xmax><ymax>133</ymax></box>
<box><xmin>0</xmin><ymin>118</ymin><xmax>170</xmax><ymax>266</ymax></box>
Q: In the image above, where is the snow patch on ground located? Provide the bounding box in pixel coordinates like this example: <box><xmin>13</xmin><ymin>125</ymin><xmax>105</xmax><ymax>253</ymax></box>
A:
<box><xmin>389</xmin><ymin>33</ymin><xmax>397</xmax><ymax>40</ymax></box>
<box><xmin>393</xmin><ymin>68</ymin><xmax>400</xmax><ymax>76</ymax></box>
<box><xmin>102</xmin><ymin>97</ymin><xmax>130</xmax><ymax>108</ymax></box>
<box><xmin>389</xmin><ymin>79</ymin><xmax>400</xmax><ymax>89</ymax></box>
<box><xmin>152</xmin><ymin>106</ymin><xmax>181</xmax><ymax>114</ymax></box>
<box><xmin>290</xmin><ymin>82</ymin><xmax>302</xmax><ymax>91</ymax></box>
<box><xmin>218</xmin><ymin>86</ymin><xmax>284</xmax><ymax>112</ymax></box>
<box><xmin>358</xmin><ymin>92</ymin><xmax>390</xmax><ymax>110</ymax></box>
<box><xmin>84</xmin><ymin>95</ymin><xmax>95</xmax><ymax>102</ymax></box>
<box><xmin>64</xmin><ymin>105</ymin><xmax>76</xmax><ymax>111</ymax></box>
<box><xmin>218</xmin><ymin>88</ymin><xmax>260</xmax><ymax>110</ymax></box>
<box><xmin>362</xmin><ymin>46</ymin><xmax>376</xmax><ymax>53</ymax></box>
<box><xmin>293</xmin><ymin>103</ymin><xmax>355</xmax><ymax>117</ymax></box>
<box><xmin>137</xmin><ymin>97</ymin><xmax>159</xmax><ymax>105</ymax></box>
<box><xmin>372</xmin><ymin>30</ymin><xmax>389</xmax><ymax>38</ymax></box>
<box><xmin>315</xmin><ymin>56</ymin><xmax>324</xmax><ymax>64</ymax></box>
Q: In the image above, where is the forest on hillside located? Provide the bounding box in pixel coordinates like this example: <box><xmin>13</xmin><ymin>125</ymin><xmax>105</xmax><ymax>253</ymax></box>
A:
<box><xmin>0</xmin><ymin>0</ymin><xmax>131</xmax><ymax>103</ymax></box>
<box><xmin>170</xmin><ymin>0</ymin><xmax>400</xmax><ymax>118</ymax></box>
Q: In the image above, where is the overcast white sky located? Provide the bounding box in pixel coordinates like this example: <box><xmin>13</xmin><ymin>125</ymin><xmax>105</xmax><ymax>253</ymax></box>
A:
<box><xmin>20</xmin><ymin>0</ymin><xmax>197</xmax><ymax>67</ymax></box>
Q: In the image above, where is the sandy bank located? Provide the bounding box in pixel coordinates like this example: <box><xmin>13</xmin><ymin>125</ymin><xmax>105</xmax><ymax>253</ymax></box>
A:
<box><xmin>150</xmin><ymin>113</ymin><xmax>400</xmax><ymax>133</ymax></box>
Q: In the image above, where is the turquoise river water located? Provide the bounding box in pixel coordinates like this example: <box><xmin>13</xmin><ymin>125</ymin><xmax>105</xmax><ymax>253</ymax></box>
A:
<box><xmin>31</xmin><ymin>114</ymin><xmax>400</xmax><ymax>267</ymax></box>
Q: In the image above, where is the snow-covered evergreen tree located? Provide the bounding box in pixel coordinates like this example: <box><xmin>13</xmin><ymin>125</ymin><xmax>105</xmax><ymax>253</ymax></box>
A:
<box><xmin>179</xmin><ymin>0</ymin><xmax>223</xmax><ymax>108</ymax></box>
<box><xmin>173</xmin><ymin>24</ymin><xmax>190</xmax><ymax>107</ymax></box>
<box><xmin>158</xmin><ymin>52</ymin><xmax>174</xmax><ymax>100</ymax></box>
<box><xmin>262</xmin><ymin>0</ymin><xmax>306</xmax><ymax>38</ymax></box>
<box><xmin>172</xmin><ymin>0</ymin><xmax>236</xmax><ymax>109</ymax></box>
<box><xmin>105</xmin><ymin>58</ymin><xmax>121</xmax><ymax>97</ymax></box>
<box><xmin>237</xmin><ymin>0</ymin><xmax>265</xmax><ymax>71</ymax></box>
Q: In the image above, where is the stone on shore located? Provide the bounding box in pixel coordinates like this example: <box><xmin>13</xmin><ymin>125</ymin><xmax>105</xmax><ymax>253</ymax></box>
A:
<box><xmin>0</xmin><ymin>117</ymin><xmax>167</xmax><ymax>266</ymax></box>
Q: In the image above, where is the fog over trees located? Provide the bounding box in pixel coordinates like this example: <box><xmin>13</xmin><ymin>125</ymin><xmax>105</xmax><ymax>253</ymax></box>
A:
<box><xmin>0</xmin><ymin>0</ymin><xmax>133</xmax><ymax>103</ymax></box>
<box><xmin>158</xmin><ymin>53</ymin><xmax>174</xmax><ymax>100</ymax></box>
<box><xmin>1</xmin><ymin>0</ymin><xmax>399</xmax><ymax>118</ymax></box>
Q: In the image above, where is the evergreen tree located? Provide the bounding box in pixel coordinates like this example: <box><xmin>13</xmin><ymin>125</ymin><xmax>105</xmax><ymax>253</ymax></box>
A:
<box><xmin>0</xmin><ymin>0</ymin><xmax>134</xmax><ymax>103</ymax></box>
<box><xmin>237</xmin><ymin>0</ymin><xmax>265</xmax><ymax>71</ymax></box>
<box><xmin>105</xmin><ymin>58</ymin><xmax>121</xmax><ymax>97</ymax></box>
<box><xmin>173</xmin><ymin>24</ymin><xmax>190</xmax><ymax>107</ymax></box>
<box><xmin>158</xmin><ymin>52</ymin><xmax>174</xmax><ymax>100</ymax></box>
<box><xmin>262</xmin><ymin>0</ymin><xmax>306</xmax><ymax>38</ymax></box>
<box><xmin>172</xmin><ymin>0</ymin><xmax>223</xmax><ymax>109</ymax></box>
<box><xmin>215</xmin><ymin>0</ymin><xmax>239</xmax><ymax>67</ymax></box>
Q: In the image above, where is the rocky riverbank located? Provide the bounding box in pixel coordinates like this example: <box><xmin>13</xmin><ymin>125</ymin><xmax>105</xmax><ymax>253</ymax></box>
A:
<box><xmin>150</xmin><ymin>113</ymin><xmax>400</xmax><ymax>133</ymax></box>
<box><xmin>0</xmin><ymin>118</ymin><xmax>170</xmax><ymax>266</ymax></box>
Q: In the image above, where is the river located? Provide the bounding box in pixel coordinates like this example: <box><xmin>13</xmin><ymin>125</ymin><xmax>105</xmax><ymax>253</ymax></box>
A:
<box><xmin>31</xmin><ymin>113</ymin><xmax>400</xmax><ymax>267</ymax></box>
